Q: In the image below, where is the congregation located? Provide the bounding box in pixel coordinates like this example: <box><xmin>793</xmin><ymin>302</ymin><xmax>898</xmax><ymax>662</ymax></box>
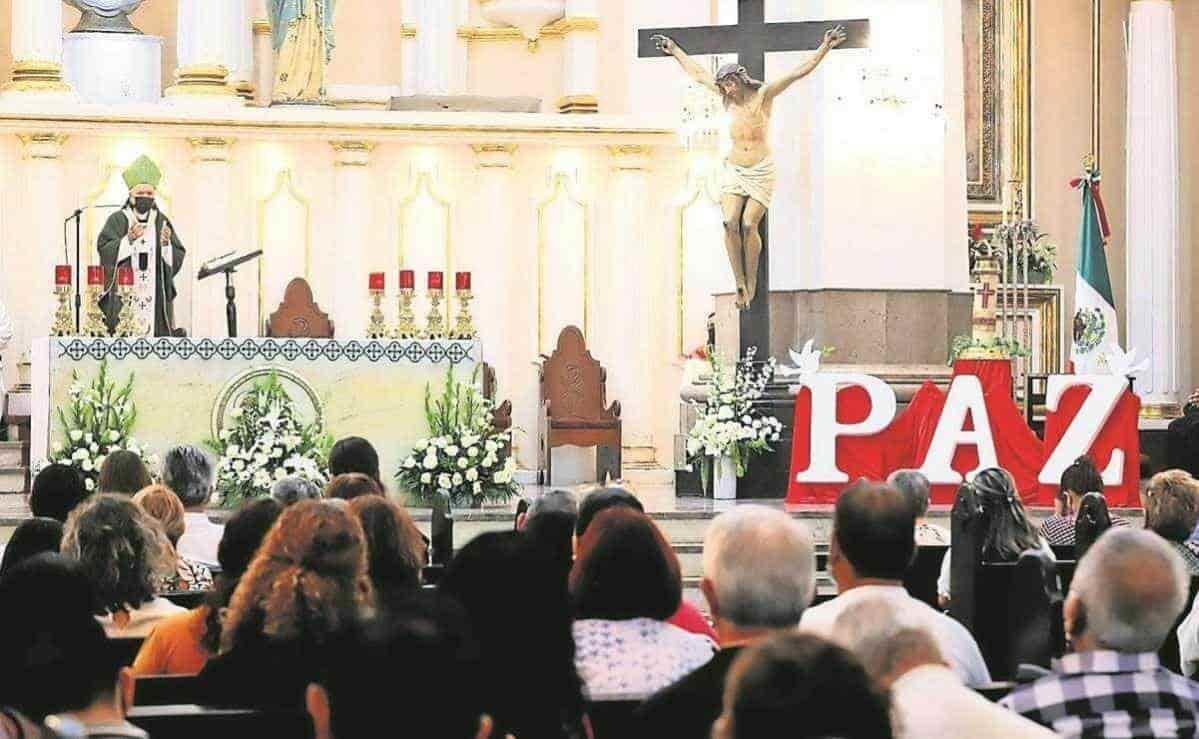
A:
<box><xmin>2</xmin><ymin>437</ymin><xmax>1199</xmax><ymax>738</ymax></box>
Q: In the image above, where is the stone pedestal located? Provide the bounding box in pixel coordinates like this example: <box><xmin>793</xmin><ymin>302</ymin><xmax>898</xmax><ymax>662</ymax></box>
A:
<box><xmin>63</xmin><ymin>33</ymin><xmax>163</xmax><ymax>105</ymax></box>
<box><xmin>715</xmin><ymin>289</ymin><xmax>973</xmax><ymax>365</ymax></box>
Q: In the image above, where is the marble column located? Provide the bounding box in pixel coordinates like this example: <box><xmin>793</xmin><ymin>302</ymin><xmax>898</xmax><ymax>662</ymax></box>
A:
<box><xmin>251</xmin><ymin>1</ymin><xmax>274</xmax><ymax>108</ymax></box>
<box><xmin>469</xmin><ymin>144</ymin><xmax>533</xmax><ymax>466</ymax></box>
<box><xmin>167</xmin><ymin>0</ymin><xmax>242</xmax><ymax>105</ymax></box>
<box><xmin>330</xmin><ymin>141</ymin><xmax>375</xmax><ymax>338</ymax></box>
<box><xmin>1126</xmin><ymin>0</ymin><xmax>1183</xmax><ymax>417</ymax></box>
<box><xmin>5</xmin><ymin>0</ymin><xmax>72</xmax><ymax>96</ymax></box>
<box><xmin>601</xmin><ymin>145</ymin><xmax>655</xmax><ymax>455</ymax></box>
<box><xmin>16</xmin><ymin>134</ymin><xmax>68</xmax><ymax>350</ymax></box>
<box><xmin>558</xmin><ymin>0</ymin><xmax>600</xmax><ymax>113</ymax></box>
<box><xmin>228</xmin><ymin>0</ymin><xmax>256</xmax><ymax>101</ymax></box>
<box><xmin>189</xmin><ymin>138</ymin><xmax>236</xmax><ymax>338</ymax></box>
<box><xmin>400</xmin><ymin>0</ymin><xmax>468</xmax><ymax>96</ymax></box>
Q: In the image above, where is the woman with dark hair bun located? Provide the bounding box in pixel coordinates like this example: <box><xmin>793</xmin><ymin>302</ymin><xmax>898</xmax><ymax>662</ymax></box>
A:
<box><xmin>937</xmin><ymin>468</ymin><xmax>1055</xmax><ymax>603</ymax></box>
<box><xmin>569</xmin><ymin>508</ymin><xmax>715</xmax><ymax>699</ymax></box>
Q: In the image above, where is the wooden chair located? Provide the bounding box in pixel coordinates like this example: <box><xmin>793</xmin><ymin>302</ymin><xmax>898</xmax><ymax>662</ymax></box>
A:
<box><xmin>109</xmin><ymin>637</ymin><xmax>145</xmax><ymax>667</ymax></box>
<box><xmin>903</xmin><ymin>545</ymin><xmax>949</xmax><ymax>610</ymax></box>
<box><xmin>539</xmin><ymin>326</ymin><xmax>622</xmax><ymax>485</ymax></box>
<box><xmin>586</xmin><ymin>700</ymin><xmax>642</xmax><ymax>739</ymax></box>
<box><xmin>265</xmin><ymin>278</ymin><xmax>334</xmax><ymax>338</ymax></box>
<box><xmin>1157</xmin><ymin>576</ymin><xmax>1199</xmax><ymax>674</ymax></box>
<box><xmin>126</xmin><ymin>705</ymin><xmax>312</xmax><ymax>739</ymax></box>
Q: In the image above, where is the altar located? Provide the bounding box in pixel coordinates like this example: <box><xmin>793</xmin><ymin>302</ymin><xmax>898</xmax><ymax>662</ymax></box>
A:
<box><xmin>31</xmin><ymin>336</ymin><xmax>481</xmax><ymax>483</ymax></box>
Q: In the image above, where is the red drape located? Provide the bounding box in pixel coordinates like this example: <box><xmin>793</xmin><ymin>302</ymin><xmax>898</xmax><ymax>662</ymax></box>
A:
<box><xmin>1039</xmin><ymin>386</ymin><xmax>1142</xmax><ymax>507</ymax></box>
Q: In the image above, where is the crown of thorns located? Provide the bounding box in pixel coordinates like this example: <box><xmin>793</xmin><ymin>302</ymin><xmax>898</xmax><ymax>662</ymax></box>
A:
<box><xmin>715</xmin><ymin>64</ymin><xmax>751</xmax><ymax>84</ymax></box>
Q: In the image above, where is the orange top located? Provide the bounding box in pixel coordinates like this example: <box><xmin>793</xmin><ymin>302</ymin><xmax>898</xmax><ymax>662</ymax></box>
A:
<box><xmin>131</xmin><ymin>606</ymin><xmax>212</xmax><ymax>677</ymax></box>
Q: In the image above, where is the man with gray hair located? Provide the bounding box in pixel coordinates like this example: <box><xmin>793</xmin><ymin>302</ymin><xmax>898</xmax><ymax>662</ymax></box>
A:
<box><xmin>271</xmin><ymin>476</ymin><xmax>323</xmax><ymax>507</ymax></box>
<box><xmin>634</xmin><ymin>505</ymin><xmax>815</xmax><ymax>738</ymax></box>
<box><xmin>833</xmin><ymin>598</ymin><xmax>1053</xmax><ymax>738</ymax></box>
<box><xmin>888</xmin><ymin>469</ymin><xmax>949</xmax><ymax>545</ymax></box>
<box><xmin>163</xmin><ymin>445</ymin><xmax>222</xmax><ymax>570</ymax></box>
<box><xmin>1002</xmin><ymin>529</ymin><xmax>1199</xmax><ymax>735</ymax></box>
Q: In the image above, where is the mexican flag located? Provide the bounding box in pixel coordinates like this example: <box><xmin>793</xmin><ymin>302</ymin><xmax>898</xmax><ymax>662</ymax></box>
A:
<box><xmin>1069</xmin><ymin>169</ymin><xmax>1116</xmax><ymax>373</ymax></box>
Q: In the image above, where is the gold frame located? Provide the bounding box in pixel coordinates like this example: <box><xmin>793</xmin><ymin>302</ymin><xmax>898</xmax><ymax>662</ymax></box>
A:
<box><xmin>256</xmin><ymin>169</ymin><xmax>312</xmax><ymax>329</ymax></box>
<box><xmin>967</xmin><ymin>0</ymin><xmax>1031</xmax><ymax>223</ymax></box>
<box><xmin>982</xmin><ymin>283</ymin><xmax>1063</xmax><ymax>375</ymax></box>
<box><xmin>675</xmin><ymin>168</ymin><xmax>722</xmax><ymax>356</ymax></box>
<box><xmin>536</xmin><ymin>171</ymin><xmax>590</xmax><ymax>355</ymax></box>
<box><xmin>396</xmin><ymin>168</ymin><xmax>454</xmax><ymax>326</ymax></box>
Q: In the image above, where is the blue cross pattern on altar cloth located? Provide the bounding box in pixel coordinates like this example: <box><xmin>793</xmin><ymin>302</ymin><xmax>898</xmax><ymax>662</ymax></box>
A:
<box><xmin>55</xmin><ymin>337</ymin><xmax>478</xmax><ymax>366</ymax></box>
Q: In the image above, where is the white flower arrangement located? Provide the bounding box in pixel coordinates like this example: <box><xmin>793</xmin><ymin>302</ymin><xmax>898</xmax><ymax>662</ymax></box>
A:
<box><xmin>396</xmin><ymin>368</ymin><xmax>519</xmax><ymax>508</ymax></box>
<box><xmin>209</xmin><ymin>373</ymin><xmax>331</xmax><ymax>508</ymax></box>
<box><xmin>686</xmin><ymin>347</ymin><xmax>783</xmax><ymax>482</ymax></box>
<box><xmin>45</xmin><ymin>361</ymin><xmax>155</xmax><ymax>491</ymax></box>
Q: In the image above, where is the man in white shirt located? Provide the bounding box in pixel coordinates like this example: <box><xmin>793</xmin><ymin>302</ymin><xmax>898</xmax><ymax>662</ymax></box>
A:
<box><xmin>831</xmin><ymin>597</ymin><xmax>1052</xmax><ymax>739</ymax></box>
<box><xmin>799</xmin><ymin>480</ymin><xmax>991</xmax><ymax>686</ymax></box>
<box><xmin>164</xmin><ymin>445</ymin><xmax>223</xmax><ymax>570</ymax></box>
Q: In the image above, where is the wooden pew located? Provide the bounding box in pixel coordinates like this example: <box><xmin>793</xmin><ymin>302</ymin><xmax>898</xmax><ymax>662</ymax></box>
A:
<box><xmin>162</xmin><ymin>591</ymin><xmax>209</xmax><ymax>610</ymax></box>
<box><xmin>127</xmin><ymin>705</ymin><xmax>312</xmax><ymax>739</ymax></box>
<box><xmin>586</xmin><ymin>700</ymin><xmax>642</xmax><ymax>739</ymax></box>
<box><xmin>1158</xmin><ymin>577</ymin><xmax>1199</xmax><ymax>674</ymax></box>
<box><xmin>110</xmin><ymin>638</ymin><xmax>144</xmax><ymax>667</ymax></box>
<box><xmin>134</xmin><ymin>676</ymin><xmax>205</xmax><ymax>707</ymax></box>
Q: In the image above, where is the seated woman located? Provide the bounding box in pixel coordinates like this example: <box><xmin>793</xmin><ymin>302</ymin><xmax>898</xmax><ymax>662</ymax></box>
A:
<box><xmin>1142</xmin><ymin>470</ymin><xmax>1199</xmax><ymax>575</ymax></box>
<box><xmin>347</xmin><ymin>496</ymin><xmax>425</xmax><ymax>616</ymax></box>
<box><xmin>132</xmin><ymin>485</ymin><xmax>213</xmax><ymax>593</ymax></box>
<box><xmin>937</xmin><ymin>468</ymin><xmax>1055</xmax><ymax>604</ymax></box>
<box><xmin>0</xmin><ymin>517</ymin><xmax>63</xmax><ymax>578</ymax></box>
<box><xmin>569</xmin><ymin>508</ymin><xmax>715</xmax><ymax>699</ymax></box>
<box><xmin>325</xmin><ymin>472</ymin><xmax>383</xmax><ymax>501</ymax></box>
<box><xmin>98</xmin><ymin>450</ymin><xmax>154</xmax><ymax>496</ymax></box>
<box><xmin>61</xmin><ymin>494</ymin><xmax>186</xmax><ymax>637</ymax></box>
<box><xmin>195</xmin><ymin>500</ymin><xmax>374</xmax><ymax>708</ymax></box>
<box><xmin>440</xmin><ymin>531</ymin><xmax>587</xmax><ymax>739</ymax></box>
<box><xmin>133</xmin><ymin>498</ymin><xmax>282</xmax><ymax>676</ymax></box>
<box><xmin>1037</xmin><ymin>456</ymin><xmax>1129</xmax><ymax>546</ymax></box>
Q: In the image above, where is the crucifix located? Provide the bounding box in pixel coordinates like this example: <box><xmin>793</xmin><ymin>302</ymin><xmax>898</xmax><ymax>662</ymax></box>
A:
<box><xmin>638</xmin><ymin>1</ymin><xmax>869</xmax><ymax>359</ymax></box>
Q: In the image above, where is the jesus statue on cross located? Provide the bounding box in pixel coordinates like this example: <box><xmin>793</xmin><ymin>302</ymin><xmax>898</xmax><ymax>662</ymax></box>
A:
<box><xmin>654</xmin><ymin>26</ymin><xmax>846</xmax><ymax>309</ymax></box>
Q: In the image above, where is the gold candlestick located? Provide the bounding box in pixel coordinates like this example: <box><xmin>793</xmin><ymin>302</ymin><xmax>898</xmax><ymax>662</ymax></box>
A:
<box><xmin>50</xmin><ymin>285</ymin><xmax>73</xmax><ymax>337</ymax></box>
<box><xmin>81</xmin><ymin>285</ymin><xmax>109</xmax><ymax>337</ymax></box>
<box><xmin>112</xmin><ymin>287</ymin><xmax>141</xmax><ymax>338</ymax></box>
<box><xmin>392</xmin><ymin>288</ymin><xmax>419</xmax><ymax>339</ymax></box>
<box><xmin>424</xmin><ymin>289</ymin><xmax>447</xmax><ymax>340</ymax></box>
<box><xmin>367</xmin><ymin>289</ymin><xmax>388</xmax><ymax>339</ymax></box>
<box><xmin>452</xmin><ymin>289</ymin><xmax>477</xmax><ymax>340</ymax></box>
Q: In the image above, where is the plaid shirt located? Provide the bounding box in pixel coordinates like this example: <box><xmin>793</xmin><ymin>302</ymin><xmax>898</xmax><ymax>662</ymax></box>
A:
<box><xmin>1000</xmin><ymin>650</ymin><xmax>1199</xmax><ymax>737</ymax></box>
<box><xmin>1038</xmin><ymin>515</ymin><xmax>1131</xmax><ymax>546</ymax></box>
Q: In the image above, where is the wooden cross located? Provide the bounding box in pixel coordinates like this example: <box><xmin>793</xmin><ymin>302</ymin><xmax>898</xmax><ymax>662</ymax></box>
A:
<box><xmin>639</xmin><ymin>2</ymin><xmax>869</xmax><ymax>359</ymax></box>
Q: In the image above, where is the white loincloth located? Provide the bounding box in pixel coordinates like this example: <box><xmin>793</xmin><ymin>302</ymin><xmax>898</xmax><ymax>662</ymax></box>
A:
<box><xmin>722</xmin><ymin>156</ymin><xmax>776</xmax><ymax>208</ymax></box>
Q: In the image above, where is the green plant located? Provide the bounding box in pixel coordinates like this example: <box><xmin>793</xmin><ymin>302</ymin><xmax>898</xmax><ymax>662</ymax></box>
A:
<box><xmin>950</xmin><ymin>335</ymin><xmax>1031</xmax><ymax>362</ymax></box>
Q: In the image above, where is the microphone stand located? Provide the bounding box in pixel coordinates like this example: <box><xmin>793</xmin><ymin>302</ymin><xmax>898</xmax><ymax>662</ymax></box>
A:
<box><xmin>64</xmin><ymin>203</ymin><xmax>126</xmax><ymax>335</ymax></box>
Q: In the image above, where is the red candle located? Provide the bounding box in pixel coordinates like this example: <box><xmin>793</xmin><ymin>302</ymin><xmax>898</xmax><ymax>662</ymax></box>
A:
<box><xmin>55</xmin><ymin>265</ymin><xmax>72</xmax><ymax>286</ymax></box>
<box><xmin>399</xmin><ymin>269</ymin><xmax>415</xmax><ymax>290</ymax></box>
<box><xmin>87</xmin><ymin>266</ymin><xmax>104</xmax><ymax>286</ymax></box>
<box><xmin>428</xmin><ymin>271</ymin><xmax>444</xmax><ymax>291</ymax></box>
<box><xmin>455</xmin><ymin>271</ymin><xmax>472</xmax><ymax>291</ymax></box>
<box><xmin>117</xmin><ymin>265</ymin><xmax>134</xmax><ymax>287</ymax></box>
<box><xmin>369</xmin><ymin>272</ymin><xmax>385</xmax><ymax>291</ymax></box>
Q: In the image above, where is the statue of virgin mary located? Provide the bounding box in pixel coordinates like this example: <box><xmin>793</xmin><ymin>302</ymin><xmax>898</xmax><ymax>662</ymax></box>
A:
<box><xmin>269</xmin><ymin>0</ymin><xmax>336</xmax><ymax>105</ymax></box>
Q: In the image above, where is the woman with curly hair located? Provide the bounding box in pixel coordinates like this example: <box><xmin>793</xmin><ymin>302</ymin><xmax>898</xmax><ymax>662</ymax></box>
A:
<box><xmin>61</xmin><ymin>494</ymin><xmax>185</xmax><ymax>637</ymax></box>
<box><xmin>196</xmin><ymin>500</ymin><xmax>374</xmax><ymax>709</ymax></box>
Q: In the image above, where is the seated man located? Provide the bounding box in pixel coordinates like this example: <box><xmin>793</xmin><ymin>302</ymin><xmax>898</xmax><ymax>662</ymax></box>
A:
<box><xmin>517</xmin><ymin>489</ymin><xmax>577</xmax><ymax>579</ymax></box>
<box><xmin>799</xmin><ymin>481</ymin><xmax>991</xmax><ymax>686</ymax></box>
<box><xmin>164</xmin><ymin>445</ymin><xmax>222</xmax><ymax>570</ymax></box>
<box><xmin>833</xmin><ymin>597</ymin><xmax>1053</xmax><ymax>738</ymax></box>
<box><xmin>1002</xmin><ymin>529</ymin><xmax>1199</xmax><ymax>735</ymax></box>
<box><xmin>636</xmin><ymin>506</ymin><xmax>816</xmax><ymax>739</ymax></box>
<box><xmin>888</xmin><ymin>469</ymin><xmax>948</xmax><ymax>545</ymax></box>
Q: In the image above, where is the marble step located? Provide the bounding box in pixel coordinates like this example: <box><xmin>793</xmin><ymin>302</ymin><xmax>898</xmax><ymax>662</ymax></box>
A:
<box><xmin>0</xmin><ymin>468</ymin><xmax>27</xmax><ymax>495</ymax></box>
<box><xmin>0</xmin><ymin>442</ymin><xmax>27</xmax><ymax>467</ymax></box>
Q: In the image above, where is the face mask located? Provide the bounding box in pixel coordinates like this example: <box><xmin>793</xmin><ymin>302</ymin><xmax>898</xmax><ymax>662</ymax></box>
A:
<box><xmin>133</xmin><ymin>196</ymin><xmax>155</xmax><ymax>215</ymax></box>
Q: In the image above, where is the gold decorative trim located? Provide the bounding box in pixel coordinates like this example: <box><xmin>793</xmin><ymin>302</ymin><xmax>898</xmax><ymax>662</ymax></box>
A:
<box><xmin>16</xmin><ymin>133</ymin><xmax>68</xmax><ymax>159</ymax></box>
<box><xmin>166</xmin><ymin>64</ymin><xmax>236</xmax><ymax>98</ymax></box>
<box><xmin>5</xmin><ymin>60</ymin><xmax>70</xmax><ymax>93</ymax></box>
<box><xmin>257</xmin><ymin>170</ymin><xmax>313</xmax><ymax>328</ymax></box>
<box><xmin>188</xmin><ymin>136</ymin><xmax>233</xmax><ymax>162</ymax></box>
<box><xmin>536</xmin><ymin>172</ymin><xmax>590</xmax><ymax>354</ymax></box>
<box><xmin>399</xmin><ymin>24</ymin><xmax>417</xmax><ymax>39</ymax></box>
<box><xmin>471</xmin><ymin>143</ymin><xmax>518</xmax><ymax>168</ymax></box>
<box><xmin>232</xmin><ymin>79</ymin><xmax>255</xmax><ymax>101</ymax></box>
<box><xmin>458</xmin><ymin>15</ymin><xmax>600</xmax><ymax>47</ymax></box>
<box><xmin>331</xmin><ymin>139</ymin><xmax>376</xmax><ymax>167</ymax></box>
<box><xmin>252</xmin><ymin>19</ymin><xmax>272</xmax><ymax>35</ymax></box>
<box><xmin>397</xmin><ymin>169</ymin><xmax>454</xmax><ymax>325</ymax></box>
<box><xmin>1141</xmin><ymin>402</ymin><xmax>1182</xmax><ymax>420</ymax></box>
<box><xmin>558</xmin><ymin>95</ymin><xmax>598</xmax><ymax>115</ymax></box>
<box><xmin>675</xmin><ymin>169</ymin><xmax>722</xmax><ymax>355</ymax></box>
